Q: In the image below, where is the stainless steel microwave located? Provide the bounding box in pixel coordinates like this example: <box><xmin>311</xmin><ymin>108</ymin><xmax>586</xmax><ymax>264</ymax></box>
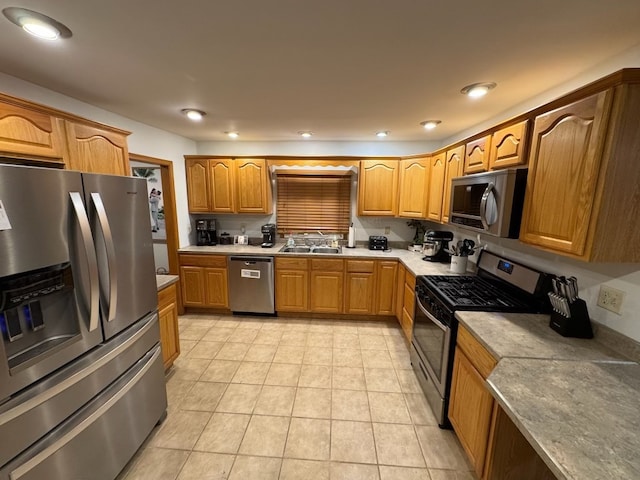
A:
<box><xmin>448</xmin><ymin>168</ymin><xmax>528</xmax><ymax>238</ymax></box>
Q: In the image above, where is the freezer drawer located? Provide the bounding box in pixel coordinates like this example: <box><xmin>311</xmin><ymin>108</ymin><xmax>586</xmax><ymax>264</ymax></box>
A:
<box><xmin>0</xmin><ymin>313</ymin><xmax>160</xmax><ymax>469</ymax></box>
<box><xmin>228</xmin><ymin>256</ymin><xmax>275</xmax><ymax>314</ymax></box>
<box><xmin>0</xmin><ymin>346</ymin><xmax>166</xmax><ymax>480</ymax></box>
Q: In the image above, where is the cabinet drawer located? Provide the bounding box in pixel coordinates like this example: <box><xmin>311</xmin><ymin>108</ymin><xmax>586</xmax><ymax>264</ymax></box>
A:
<box><xmin>456</xmin><ymin>325</ymin><xmax>497</xmax><ymax>379</ymax></box>
<box><xmin>311</xmin><ymin>258</ymin><xmax>344</xmax><ymax>272</ymax></box>
<box><xmin>405</xmin><ymin>271</ymin><xmax>416</xmax><ymax>290</ymax></box>
<box><xmin>179</xmin><ymin>254</ymin><xmax>227</xmax><ymax>268</ymax></box>
<box><xmin>276</xmin><ymin>257</ymin><xmax>309</xmax><ymax>270</ymax></box>
<box><xmin>346</xmin><ymin>260</ymin><xmax>375</xmax><ymax>273</ymax></box>
<box><xmin>157</xmin><ymin>283</ymin><xmax>177</xmax><ymax>309</ymax></box>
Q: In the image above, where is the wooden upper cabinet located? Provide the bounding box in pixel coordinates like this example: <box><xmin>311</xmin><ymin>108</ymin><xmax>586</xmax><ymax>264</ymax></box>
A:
<box><xmin>520</xmin><ymin>91</ymin><xmax>613</xmax><ymax>258</ymax></box>
<box><xmin>427</xmin><ymin>153</ymin><xmax>446</xmax><ymax>222</ymax></box>
<box><xmin>464</xmin><ymin>136</ymin><xmax>491</xmax><ymax>174</ymax></box>
<box><xmin>65</xmin><ymin>121</ymin><xmax>129</xmax><ymax>175</ymax></box>
<box><xmin>235</xmin><ymin>158</ymin><xmax>272</xmax><ymax>214</ymax></box>
<box><xmin>489</xmin><ymin>120</ymin><xmax>529</xmax><ymax>170</ymax></box>
<box><xmin>441</xmin><ymin>145</ymin><xmax>465</xmax><ymax>224</ymax></box>
<box><xmin>398</xmin><ymin>157</ymin><xmax>430</xmax><ymax>218</ymax></box>
<box><xmin>185</xmin><ymin>159</ymin><xmax>211</xmax><ymax>213</ymax></box>
<box><xmin>209</xmin><ymin>159</ymin><xmax>235</xmax><ymax>213</ymax></box>
<box><xmin>358</xmin><ymin>159</ymin><xmax>399</xmax><ymax>216</ymax></box>
<box><xmin>0</xmin><ymin>102</ymin><xmax>66</xmax><ymax>162</ymax></box>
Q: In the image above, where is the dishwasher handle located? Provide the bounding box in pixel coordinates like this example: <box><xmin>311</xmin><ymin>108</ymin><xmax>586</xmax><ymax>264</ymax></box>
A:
<box><xmin>229</xmin><ymin>256</ymin><xmax>274</xmax><ymax>264</ymax></box>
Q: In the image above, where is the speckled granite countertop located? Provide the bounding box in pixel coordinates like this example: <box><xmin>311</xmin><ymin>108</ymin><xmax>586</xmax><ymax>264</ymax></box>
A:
<box><xmin>456</xmin><ymin>311</ymin><xmax>640</xmax><ymax>480</ymax></box>
<box><xmin>488</xmin><ymin>359</ymin><xmax>640</xmax><ymax>480</ymax></box>
<box><xmin>156</xmin><ymin>274</ymin><xmax>178</xmax><ymax>291</ymax></box>
<box><xmin>178</xmin><ymin>244</ymin><xmax>463</xmax><ymax>277</ymax></box>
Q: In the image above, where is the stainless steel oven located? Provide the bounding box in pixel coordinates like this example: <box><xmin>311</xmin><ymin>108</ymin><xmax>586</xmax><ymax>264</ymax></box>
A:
<box><xmin>410</xmin><ymin>250</ymin><xmax>553</xmax><ymax>429</ymax></box>
<box><xmin>410</xmin><ymin>282</ymin><xmax>456</xmax><ymax>428</ymax></box>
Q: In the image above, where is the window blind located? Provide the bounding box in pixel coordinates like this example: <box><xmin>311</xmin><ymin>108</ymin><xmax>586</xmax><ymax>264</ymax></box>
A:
<box><xmin>276</xmin><ymin>175</ymin><xmax>351</xmax><ymax>234</ymax></box>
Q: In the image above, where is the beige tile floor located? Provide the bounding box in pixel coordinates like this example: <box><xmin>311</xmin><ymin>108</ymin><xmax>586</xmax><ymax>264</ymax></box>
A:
<box><xmin>118</xmin><ymin>314</ymin><xmax>474</xmax><ymax>480</ymax></box>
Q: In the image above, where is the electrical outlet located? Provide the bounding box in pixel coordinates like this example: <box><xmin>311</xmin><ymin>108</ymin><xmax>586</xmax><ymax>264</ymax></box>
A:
<box><xmin>384</xmin><ymin>226</ymin><xmax>390</xmax><ymax>234</ymax></box>
<box><xmin>597</xmin><ymin>285</ymin><xmax>625</xmax><ymax>314</ymax></box>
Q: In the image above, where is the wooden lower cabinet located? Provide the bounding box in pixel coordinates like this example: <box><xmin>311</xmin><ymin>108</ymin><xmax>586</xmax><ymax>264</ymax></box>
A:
<box><xmin>344</xmin><ymin>260</ymin><xmax>375</xmax><ymax>315</ymax></box>
<box><xmin>310</xmin><ymin>271</ymin><xmax>344</xmax><ymax>313</ymax></box>
<box><xmin>157</xmin><ymin>283</ymin><xmax>180</xmax><ymax>370</ymax></box>
<box><xmin>375</xmin><ymin>261</ymin><xmax>398</xmax><ymax>315</ymax></box>
<box><xmin>275</xmin><ymin>257</ymin><xmax>309</xmax><ymax>312</ymax></box>
<box><xmin>484</xmin><ymin>407</ymin><xmax>556</xmax><ymax>480</ymax></box>
<box><xmin>179</xmin><ymin>255</ymin><xmax>229</xmax><ymax>308</ymax></box>
<box><xmin>449</xmin><ymin>346</ymin><xmax>495</xmax><ymax>476</ymax></box>
<box><xmin>399</xmin><ymin>270</ymin><xmax>416</xmax><ymax>341</ymax></box>
<box><xmin>450</xmin><ymin>325</ymin><xmax>556</xmax><ymax>480</ymax></box>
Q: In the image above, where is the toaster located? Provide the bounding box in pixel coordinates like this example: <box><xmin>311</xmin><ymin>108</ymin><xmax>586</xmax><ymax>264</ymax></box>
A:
<box><xmin>368</xmin><ymin>236</ymin><xmax>388</xmax><ymax>250</ymax></box>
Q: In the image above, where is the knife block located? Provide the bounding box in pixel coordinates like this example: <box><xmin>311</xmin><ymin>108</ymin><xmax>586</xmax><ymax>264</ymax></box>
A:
<box><xmin>549</xmin><ymin>298</ymin><xmax>594</xmax><ymax>338</ymax></box>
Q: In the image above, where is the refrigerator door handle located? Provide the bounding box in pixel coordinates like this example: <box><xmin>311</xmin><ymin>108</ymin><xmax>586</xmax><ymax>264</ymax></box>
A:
<box><xmin>90</xmin><ymin>192</ymin><xmax>118</xmax><ymax>323</ymax></box>
<box><xmin>69</xmin><ymin>192</ymin><xmax>99</xmax><ymax>333</ymax></box>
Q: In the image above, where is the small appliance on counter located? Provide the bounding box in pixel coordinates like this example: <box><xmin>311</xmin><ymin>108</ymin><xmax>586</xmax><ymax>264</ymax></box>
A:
<box><xmin>261</xmin><ymin>223</ymin><xmax>277</xmax><ymax>248</ymax></box>
<box><xmin>422</xmin><ymin>230</ymin><xmax>454</xmax><ymax>262</ymax></box>
<box><xmin>368</xmin><ymin>235</ymin><xmax>388</xmax><ymax>251</ymax></box>
<box><xmin>207</xmin><ymin>219</ymin><xmax>217</xmax><ymax>245</ymax></box>
<box><xmin>195</xmin><ymin>219</ymin><xmax>217</xmax><ymax>246</ymax></box>
<box><xmin>195</xmin><ymin>219</ymin><xmax>211</xmax><ymax>246</ymax></box>
<box><xmin>219</xmin><ymin>232</ymin><xmax>233</xmax><ymax>244</ymax></box>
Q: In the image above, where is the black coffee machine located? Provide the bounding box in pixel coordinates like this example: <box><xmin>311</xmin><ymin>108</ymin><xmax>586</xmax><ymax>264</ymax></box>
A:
<box><xmin>196</xmin><ymin>219</ymin><xmax>217</xmax><ymax>246</ymax></box>
<box><xmin>261</xmin><ymin>223</ymin><xmax>276</xmax><ymax>248</ymax></box>
<box><xmin>422</xmin><ymin>230</ymin><xmax>454</xmax><ymax>262</ymax></box>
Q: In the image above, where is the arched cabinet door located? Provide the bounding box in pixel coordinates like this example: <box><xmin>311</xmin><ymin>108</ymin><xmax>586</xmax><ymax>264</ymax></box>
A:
<box><xmin>441</xmin><ymin>145</ymin><xmax>465</xmax><ymax>224</ymax></box>
<box><xmin>520</xmin><ymin>90</ymin><xmax>612</xmax><ymax>257</ymax></box>
<box><xmin>235</xmin><ymin>158</ymin><xmax>272</xmax><ymax>213</ymax></box>
<box><xmin>0</xmin><ymin>101</ymin><xmax>66</xmax><ymax>163</ymax></box>
<box><xmin>427</xmin><ymin>153</ymin><xmax>446</xmax><ymax>222</ymax></box>
<box><xmin>65</xmin><ymin>121</ymin><xmax>129</xmax><ymax>175</ymax></box>
<box><xmin>358</xmin><ymin>159</ymin><xmax>399</xmax><ymax>216</ymax></box>
<box><xmin>398</xmin><ymin>157</ymin><xmax>430</xmax><ymax>218</ymax></box>
<box><xmin>185</xmin><ymin>159</ymin><xmax>211</xmax><ymax>213</ymax></box>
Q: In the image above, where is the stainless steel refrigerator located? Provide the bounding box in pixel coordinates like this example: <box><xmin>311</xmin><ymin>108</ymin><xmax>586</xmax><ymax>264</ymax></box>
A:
<box><xmin>0</xmin><ymin>164</ymin><xmax>167</xmax><ymax>480</ymax></box>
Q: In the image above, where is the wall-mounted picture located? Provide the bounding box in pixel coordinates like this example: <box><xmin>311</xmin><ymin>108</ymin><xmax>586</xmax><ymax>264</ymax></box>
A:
<box><xmin>131</xmin><ymin>166</ymin><xmax>166</xmax><ymax>241</ymax></box>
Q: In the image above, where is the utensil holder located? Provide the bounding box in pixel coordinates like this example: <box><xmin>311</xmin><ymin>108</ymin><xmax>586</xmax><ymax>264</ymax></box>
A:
<box><xmin>450</xmin><ymin>255</ymin><xmax>467</xmax><ymax>274</ymax></box>
<box><xmin>548</xmin><ymin>296</ymin><xmax>593</xmax><ymax>338</ymax></box>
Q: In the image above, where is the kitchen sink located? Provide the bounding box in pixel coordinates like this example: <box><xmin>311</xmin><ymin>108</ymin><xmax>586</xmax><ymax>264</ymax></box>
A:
<box><xmin>279</xmin><ymin>246</ymin><xmax>312</xmax><ymax>253</ymax></box>
<box><xmin>311</xmin><ymin>247</ymin><xmax>341</xmax><ymax>254</ymax></box>
<box><xmin>278</xmin><ymin>245</ymin><xmax>342</xmax><ymax>254</ymax></box>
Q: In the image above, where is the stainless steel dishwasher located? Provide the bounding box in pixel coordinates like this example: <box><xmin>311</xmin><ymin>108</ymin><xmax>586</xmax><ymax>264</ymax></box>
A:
<box><xmin>228</xmin><ymin>256</ymin><xmax>275</xmax><ymax>314</ymax></box>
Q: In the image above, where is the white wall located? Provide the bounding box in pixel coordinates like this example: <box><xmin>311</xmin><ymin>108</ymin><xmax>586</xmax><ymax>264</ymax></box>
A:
<box><xmin>439</xmin><ymin>42</ymin><xmax>640</xmax><ymax>148</ymax></box>
<box><xmin>0</xmin><ymin>72</ymin><xmax>197</xmax><ymax>247</ymax></box>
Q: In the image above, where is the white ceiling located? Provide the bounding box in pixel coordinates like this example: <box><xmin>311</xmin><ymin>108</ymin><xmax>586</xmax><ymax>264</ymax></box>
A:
<box><xmin>1</xmin><ymin>0</ymin><xmax>640</xmax><ymax>143</ymax></box>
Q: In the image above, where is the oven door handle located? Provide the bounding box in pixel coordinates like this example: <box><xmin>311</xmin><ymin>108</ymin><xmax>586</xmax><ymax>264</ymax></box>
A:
<box><xmin>415</xmin><ymin>296</ymin><xmax>450</xmax><ymax>332</ymax></box>
<box><xmin>479</xmin><ymin>182</ymin><xmax>495</xmax><ymax>230</ymax></box>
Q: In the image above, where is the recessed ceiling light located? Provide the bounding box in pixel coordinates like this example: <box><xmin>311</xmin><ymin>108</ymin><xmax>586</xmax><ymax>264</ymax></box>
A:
<box><xmin>181</xmin><ymin>109</ymin><xmax>205</xmax><ymax>121</ymax></box>
<box><xmin>420</xmin><ymin>120</ymin><xmax>442</xmax><ymax>130</ymax></box>
<box><xmin>2</xmin><ymin>7</ymin><xmax>72</xmax><ymax>40</ymax></box>
<box><xmin>298</xmin><ymin>131</ymin><xmax>313</xmax><ymax>138</ymax></box>
<box><xmin>460</xmin><ymin>82</ymin><xmax>497</xmax><ymax>98</ymax></box>
<box><xmin>376</xmin><ymin>131</ymin><xmax>389</xmax><ymax>138</ymax></box>
<box><xmin>226</xmin><ymin>131</ymin><xmax>239</xmax><ymax>139</ymax></box>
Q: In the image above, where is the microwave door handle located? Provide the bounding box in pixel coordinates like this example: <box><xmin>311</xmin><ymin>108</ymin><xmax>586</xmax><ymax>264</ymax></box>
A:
<box><xmin>69</xmin><ymin>192</ymin><xmax>99</xmax><ymax>332</ymax></box>
<box><xmin>90</xmin><ymin>193</ymin><xmax>118</xmax><ymax>323</ymax></box>
<box><xmin>479</xmin><ymin>182</ymin><xmax>496</xmax><ymax>230</ymax></box>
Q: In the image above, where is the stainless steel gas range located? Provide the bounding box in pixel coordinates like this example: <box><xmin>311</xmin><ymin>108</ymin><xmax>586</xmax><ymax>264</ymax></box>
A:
<box><xmin>410</xmin><ymin>250</ymin><xmax>552</xmax><ymax>428</ymax></box>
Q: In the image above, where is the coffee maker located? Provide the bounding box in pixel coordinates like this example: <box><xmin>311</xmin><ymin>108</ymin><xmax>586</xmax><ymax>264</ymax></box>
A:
<box><xmin>195</xmin><ymin>220</ymin><xmax>210</xmax><ymax>246</ymax></box>
<box><xmin>261</xmin><ymin>223</ymin><xmax>276</xmax><ymax>248</ymax></box>
<box><xmin>206</xmin><ymin>219</ymin><xmax>217</xmax><ymax>246</ymax></box>
<box><xmin>422</xmin><ymin>230</ymin><xmax>454</xmax><ymax>262</ymax></box>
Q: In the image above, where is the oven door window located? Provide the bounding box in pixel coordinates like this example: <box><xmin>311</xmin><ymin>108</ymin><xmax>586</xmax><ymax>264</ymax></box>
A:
<box><xmin>413</xmin><ymin>297</ymin><xmax>450</xmax><ymax>387</ymax></box>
